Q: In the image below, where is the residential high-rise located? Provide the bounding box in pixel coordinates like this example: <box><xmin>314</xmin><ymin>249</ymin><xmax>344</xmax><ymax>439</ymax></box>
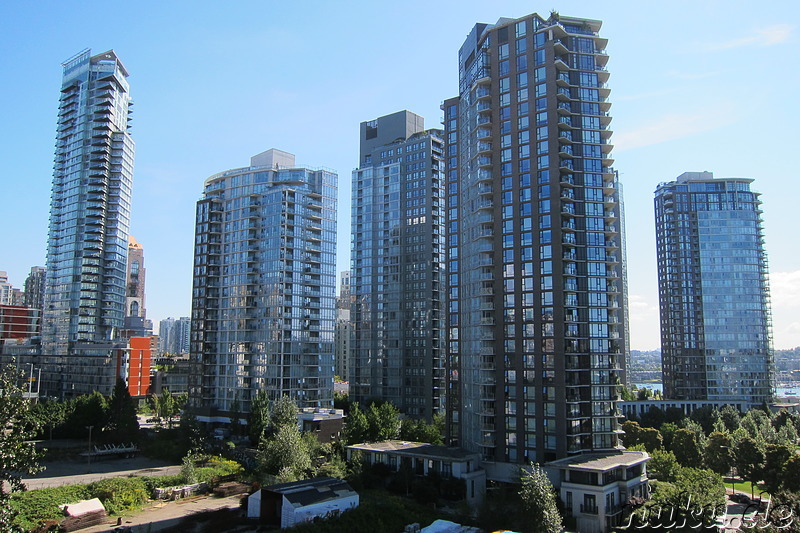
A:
<box><xmin>445</xmin><ymin>13</ymin><xmax>625</xmax><ymax>468</ymax></box>
<box><xmin>23</xmin><ymin>266</ymin><xmax>47</xmax><ymax>316</ymax></box>
<box><xmin>40</xmin><ymin>49</ymin><xmax>135</xmax><ymax>397</ymax></box>
<box><xmin>655</xmin><ymin>172</ymin><xmax>772</xmax><ymax>406</ymax></box>
<box><xmin>334</xmin><ymin>271</ymin><xmax>352</xmax><ymax>382</ymax></box>
<box><xmin>350</xmin><ymin>111</ymin><xmax>445</xmax><ymax>418</ymax></box>
<box><xmin>159</xmin><ymin>316</ymin><xmax>191</xmax><ymax>355</ymax></box>
<box><xmin>123</xmin><ymin>236</ymin><xmax>152</xmax><ymax>336</ymax></box>
<box><xmin>189</xmin><ymin>149</ymin><xmax>337</xmax><ymax>421</ymax></box>
<box><xmin>0</xmin><ymin>272</ymin><xmax>13</xmax><ymax>306</ymax></box>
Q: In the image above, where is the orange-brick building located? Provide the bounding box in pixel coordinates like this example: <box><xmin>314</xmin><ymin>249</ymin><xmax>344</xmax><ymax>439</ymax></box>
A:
<box><xmin>116</xmin><ymin>337</ymin><xmax>152</xmax><ymax>397</ymax></box>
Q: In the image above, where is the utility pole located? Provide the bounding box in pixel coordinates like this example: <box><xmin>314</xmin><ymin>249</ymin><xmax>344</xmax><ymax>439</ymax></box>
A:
<box><xmin>86</xmin><ymin>425</ymin><xmax>94</xmax><ymax>473</ymax></box>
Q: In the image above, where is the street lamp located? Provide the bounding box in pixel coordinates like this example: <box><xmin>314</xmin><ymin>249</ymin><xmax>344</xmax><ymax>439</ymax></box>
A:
<box><xmin>86</xmin><ymin>425</ymin><xmax>94</xmax><ymax>473</ymax></box>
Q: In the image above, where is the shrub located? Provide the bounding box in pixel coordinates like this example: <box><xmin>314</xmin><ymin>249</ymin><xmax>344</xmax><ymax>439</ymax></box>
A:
<box><xmin>10</xmin><ymin>484</ymin><xmax>91</xmax><ymax>531</ymax></box>
<box><xmin>87</xmin><ymin>477</ymin><xmax>149</xmax><ymax>515</ymax></box>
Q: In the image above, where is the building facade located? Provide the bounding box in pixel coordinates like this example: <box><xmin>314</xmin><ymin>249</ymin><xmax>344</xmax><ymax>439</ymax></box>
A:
<box><xmin>0</xmin><ymin>272</ymin><xmax>13</xmax><ymax>306</ymax></box>
<box><xmin>655</xmin><ymin>172</ymin><xmax>772</xmax><ymax>406</ymax></box>
<box><xmin>123</xmin><ymin>236</ymin><xmax>151</xmax><ymax>336</ymax></box>
<box><xmin>444</xmin><ymin>13</ymin><xmax>625</xmax><ymax>469</ymax></box>
<box><xmin>189</xmin><ymin>149</ymin><xmax>337</xmax><ymax>421</ymax></box>
<box><xmin>159</xmin><ymin>316</ymin><xmax>191</xmax><ymax>355</ymax></box>
<box><xmin>39</xmin><ymin>49</ymin><xmax>135</xmax><ymax>397</ymax></box>
<box><xmin>24</xmin><ymin>266</ymin><xmax>47</xmax><ymax>319</ymax></box>
<box><xmin>350</xmin><ymin>110</ymin><xmax>445</xmax><ymax>418</ymax></box>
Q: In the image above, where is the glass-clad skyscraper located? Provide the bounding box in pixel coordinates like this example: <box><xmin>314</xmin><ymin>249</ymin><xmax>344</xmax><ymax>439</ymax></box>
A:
<box><xmin>40</xmin><ymin>49</ymin><xmax>135</xmax><ymax>397</ymax></box>
<box><xmin>350</xmin><ymin>111</ymin><xmax>445</xmax><ymax>418</ymax></box>
<box><xmin>655</xmin><ymin>172</ymin><xmax>772</xmax><ymax>406</ymax></box>
<box><xmin>444</xmin><ymin>12</ymin><xmax>625</xmax><ymax>468</ymax></box>
<box><xmin>189</xmin><ymin>149</ymin><xmax>337</xmax><ymax>420</ymax></box>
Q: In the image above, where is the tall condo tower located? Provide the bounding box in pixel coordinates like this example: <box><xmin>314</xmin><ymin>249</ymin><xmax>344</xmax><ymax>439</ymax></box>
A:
<box><xmin>655</xmin><ymin>172</ymin><xmax>772</xmax><ymax>406</ymax></box>
<box><xmin>444</xmin><ymin>13</ymin><xmax>625</xmax><ymax>469</ymax></box>
<box><xmin>189</xmin><ymin>149</ymin><xmax>337</xmax><ymax>421</ymax></box>
<box><xmin>41</xmin><ymin>49</ymin><xmax>135</xmax><ymax>397</ymax></box>
<box><xmin>350</xmin><ymin>111</ymin><xmax>446</xmax><ymax>418</ymax></box>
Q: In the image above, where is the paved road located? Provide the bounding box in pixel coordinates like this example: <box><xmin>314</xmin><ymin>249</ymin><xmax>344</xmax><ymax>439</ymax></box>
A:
<box><xmin>22</xmin><ymin>457</ymin><xmax>181</xmax><ymax>490</ymax></box>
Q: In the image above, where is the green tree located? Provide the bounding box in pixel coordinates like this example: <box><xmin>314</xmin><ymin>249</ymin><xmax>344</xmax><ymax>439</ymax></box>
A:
<box><xmin>735</xmin><ymin>436</ymin><xmax>765</xmax><ymax>497</ymax></box>
<box><xmin>270</xmin><ymin>395</ymin><xmax>299</xmax><ymax>431</ymax></box>
<box><xmin>639</xmin><ymin>427</ymin><xmax>663</xmax><ymax>452</ymax></box>
<box><xmin>704</xmin><ymin>431</ymin><xmax>733</xmax><ymax>476</ymax></box>
<box><xmin>690</xmin><ymin>406</ymin><xmax>720</xmax><ymax>435</ymax></box>
<box><xmin>781</xmin><ymin>454</ymin><xmax>800</xmax><ymax>493</ymax></box>
<box><xmin>259</xmin><ymin>424</ymin><xmax>312</xmax><ymax>481</ymax></box>
<box><xmin>620</xmin><ymin>420</ymin><xmax>642</xmax><ymax>448</ymax></box>
<box><xmin>367</xmin><ymin>402</ymin><xmax>401</xmax><ymax>441</ymax></box>
<box><xmin>149</xmin><ymin>389</ymin><xmax>175</xmax><ymax>429</ymax></box>
<box><xmin>659</xmin><ymin>421</ymin><xmax>679</xmax><ymax>450</ymax></box>
<box><xmin>29</xmin><ymin>399</ymin><xmax>66</xmax><ymax>441</ymax></box>
<box><xmin>518</xmin><ymin>463</ymin><xmax>562</xmax><ymax>533</ymax></box>
<box><xmin>63</xmin><ymin>391</ymin><xmax>109</xmax><ymax>439</ymax></box>
<box><xmin>643</xmin><ymin>467</ymin><xmax>726</xmax><ymax>530</ymax></box>
<box><xmin>399</xmin><ymin>414</ymin><xmax>444</xmax><ymax>445</ymax></box>
<box><xmin>344</xmin><ymin>402</ymin><xmax>369</xmax><ymax>444</ymax></box>
<box><xmin>719</xmin><ymin>404</ymin><xmax>741</xmax><ymax>433</ymax></box>
<box><xmin>646</xmin><ymin>448</ymin><xmax>680</xmax><ymax>482</ymax></box>
<box><xmin>762</xmin><ymin>443</ymin><xmax>793</xmax><ymax>493</ymax></box>
<box><xmin>106</xmin><ymin>377</ymin><xmax>139</xmax><ymax>442</ymax></box>
<box><xmin>0</xmin><ymin>365</ymin><xmax>43</xmax><ymax>531</ymax></box>
<box><xmin>248</xmin><ymin>389</ymin><xmax>271</xmax><ymax>443</ymax></box>
<box><xmin>671</xmin><ymin>428</ymin><xmax>703</xmax><ymax>468</ymax></box>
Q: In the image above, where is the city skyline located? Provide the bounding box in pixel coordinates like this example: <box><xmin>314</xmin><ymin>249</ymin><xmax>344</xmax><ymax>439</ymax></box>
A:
<box><xmin>1</xmin><ymin>1</ymin><xmax>799</xmax><ymax>350</ymax></box>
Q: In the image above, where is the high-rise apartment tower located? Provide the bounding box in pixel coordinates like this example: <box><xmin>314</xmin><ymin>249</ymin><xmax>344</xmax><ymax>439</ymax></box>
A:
<box><xmin>350</xmin><ymin>111</ymin><xmax>446</xmax><ymax>418</ymax></box>
<box><xmin>655</xmin><ymin>172</ymin><xmax>772</xmax><ymax>406</ymax></box>
<box><xmin>444</xmin><ymin>13</ymin><xmax>625</xmax><ymax>468</ymax></box>
<box><xmin>40</xmin><ymin>49</ymin><xmax>135</xmax><ymax>397</ymax></box>
<box><xmin>189</xmin><ymin>149</ymin><xmax>337</xmax><ymax>421</ymax></box>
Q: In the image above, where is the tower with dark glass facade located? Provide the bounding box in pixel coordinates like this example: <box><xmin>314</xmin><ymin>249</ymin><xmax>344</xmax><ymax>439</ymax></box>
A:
<box><xmin>189</xmin><ymin>149</ymin><xmax>337</xmax><ymax>421</ymax></box>
<box><xmin>350</xmin><ymin>111</ymin><xmax>445</xmax><ymax>418</ymax></box>
<box><xmin>444</xmin><ymin>13</ymin><xmax>625</xmax><ymax>469</ymax></box>
<box><xmin>655</xmin><ymin>172</ymin><xmax>772</xmax><ymax>406</ymax></box>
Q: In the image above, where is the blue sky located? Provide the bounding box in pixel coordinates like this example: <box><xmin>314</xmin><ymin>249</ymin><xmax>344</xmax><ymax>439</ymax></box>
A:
<box><xmin>1</xmin><ymin>1</ymin><xmax>798</xmax><ymax>350</ymax></box>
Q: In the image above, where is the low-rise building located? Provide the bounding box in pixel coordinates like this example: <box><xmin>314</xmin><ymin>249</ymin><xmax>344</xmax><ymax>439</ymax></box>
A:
<box><xmin>298</xmin><ymin>407</ymin><xmax>344</xmax><ymax>443</ymax></box>
<box><xmin>346</xmin><ymin>440</ymin><xmax>486</xmax><ymax>506</ymax></box>
<box><xmin>546</xmin><ymin>450</ymin><xmax>650</xmax><ymax>533</ymax></box>
<box><xmin>247</xmin><ymin>477</ymin><xmax>358</xmax><ymax>528</ymax></box>
<box><xmin>619</xmin><ymin>399</ymin><xmax>748</xmax><ymax>420</ymax></box>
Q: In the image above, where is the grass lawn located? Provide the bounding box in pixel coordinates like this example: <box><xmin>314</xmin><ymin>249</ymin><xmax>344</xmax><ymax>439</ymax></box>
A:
<box><xmin>723</xmin><ymin>478</ymin><xmax>770</xmax><ymax>499</ymax></box>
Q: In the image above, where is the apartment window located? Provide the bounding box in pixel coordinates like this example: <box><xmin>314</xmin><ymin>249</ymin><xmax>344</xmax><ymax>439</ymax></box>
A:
<box><xmin>516</xmin><ymin>37</ymin><xmax>527</xmax><ymax>54</ymax></box>
<box><xmin>499</xmin><ymin>43</ymin><xmax>509</xmax><ymax>59</ymax></box>
<box><xmin>500</xmin><ymin>77</ymin><xmax>510</xmax><ymax>93</ymax></box>
<box><xmin>516</xmin><ymin>20</ymin><xmax>526</xmax><ymax>38</ymax></box>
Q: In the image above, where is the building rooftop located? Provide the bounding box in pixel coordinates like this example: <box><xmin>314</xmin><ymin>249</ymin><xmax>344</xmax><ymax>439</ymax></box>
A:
<box><xmin>348</xmin><ymin>440</ymin><xmax>480</xmax><ymax>461</ymax></box>
<box><xmin>263</xmin><ymin>477</ymin><xmax>356</xmax><ymax>508</ymax></box>
<box><xmin>546</xmin><ymin>451</ymin><xmax>649</xmax><ymax>473</ymax></box>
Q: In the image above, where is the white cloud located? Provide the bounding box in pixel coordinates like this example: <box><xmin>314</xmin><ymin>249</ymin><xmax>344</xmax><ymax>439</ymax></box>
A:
<box><xmin>703</xmin><ymin>24</ymin><xmax>793</xmax><ymax>51</ymax></box>
<box><xmin>614</xmin><ymin>105</ymin><xmax>735</xmax><ymax>152</ymax></box>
